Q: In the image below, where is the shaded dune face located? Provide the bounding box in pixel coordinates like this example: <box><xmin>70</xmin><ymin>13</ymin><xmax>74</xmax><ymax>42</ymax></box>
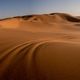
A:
<box><xmin>0</xmin><ymin>40</ymin><xmax>49</xmax><ymax>80</ymax></box>
<box><xmin>50</xmin><ymin>13</ymin><xmax>80</xmax><ymax>22</ymax></box>
<box><xmin>1</xmin><ymin>13</ymin><xmax>80</xmax><ymax>80</ymax></box>
<box><xmin>1</xmin><ymin>41</ymin><xmax>80</xmax><ymax>80</ymax></box>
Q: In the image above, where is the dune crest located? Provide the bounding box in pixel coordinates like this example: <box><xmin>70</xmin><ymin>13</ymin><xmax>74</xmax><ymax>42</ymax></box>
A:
<box><xmin>1</xmin><ymin>13</ymin><xmax>80</xmax><ymax>80</ymax></box>
<box><xmin>0</xmin><ymin>13</ymin><xmax>80</xmax><ymax>32</ymax></box>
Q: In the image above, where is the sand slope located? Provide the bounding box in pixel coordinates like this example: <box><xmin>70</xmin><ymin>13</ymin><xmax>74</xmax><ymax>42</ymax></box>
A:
<box><xmin>0</xmin><ymin>13</ymin><xmax>80</xmax><ymax>80</ymax></box>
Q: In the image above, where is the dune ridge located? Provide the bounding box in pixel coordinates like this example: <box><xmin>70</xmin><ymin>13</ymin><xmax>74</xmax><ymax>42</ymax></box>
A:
<box><xmin>1</xmin><ymin>13</ymin><xmax>80</xmax><ymax>80</ymax></box>
<box><xmin>0</xmin><ymin>13</ymin><xmax>80</xmax><ymax>32</ymax></box>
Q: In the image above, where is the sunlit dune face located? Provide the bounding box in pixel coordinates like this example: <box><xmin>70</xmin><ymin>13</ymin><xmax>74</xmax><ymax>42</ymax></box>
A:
<box><xmin>0</xmin><ymin>18</ymin><xmax>21</xmax><ymax>29</ymax></box>
<box><xmin>0</xmin><ymin>13</ymin><xmax>80</xmax><ymax>32</ymax></box>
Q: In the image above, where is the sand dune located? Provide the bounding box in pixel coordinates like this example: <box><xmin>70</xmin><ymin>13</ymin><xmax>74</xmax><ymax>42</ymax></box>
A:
<box><xmin>1</xmin><ymin>13</ymin><xmax>80</xmax><ymax>80</ymax></box>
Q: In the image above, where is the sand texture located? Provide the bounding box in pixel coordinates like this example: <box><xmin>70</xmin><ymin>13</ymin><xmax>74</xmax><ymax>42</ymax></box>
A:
<box><xmin>0</xmin><ymin>13</ymin><xmax>80</xmax><ymax>80</ymax></box>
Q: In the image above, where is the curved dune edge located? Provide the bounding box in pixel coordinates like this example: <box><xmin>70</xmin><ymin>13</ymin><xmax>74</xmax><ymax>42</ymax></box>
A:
<box><xmin>0</xmin><ymin>13</ymin><xmax>80</xmax><ymax>80</ymax></box>
<box><xmin>0</xmin><ymin>40</ymin><xmax>80</xmax><ymax>80</ymax></box>
<box><xmin>0</xmin><ymin>13</ymin><xmax>80</xmax><ymax>31</ymax></box>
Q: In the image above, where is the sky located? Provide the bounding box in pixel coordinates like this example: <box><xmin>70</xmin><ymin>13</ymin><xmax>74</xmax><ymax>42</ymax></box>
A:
<box><xmin>0</xmin><ymin>0</ymin><xmax>80</xmax><ymax>18</ymax></box>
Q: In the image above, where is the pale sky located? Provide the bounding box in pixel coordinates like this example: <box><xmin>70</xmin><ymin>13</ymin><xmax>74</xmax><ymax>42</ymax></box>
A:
<box><xmin>0</xmin><ymin>0</ymin><xmax>80</xmax><ymax>18</ymax></box>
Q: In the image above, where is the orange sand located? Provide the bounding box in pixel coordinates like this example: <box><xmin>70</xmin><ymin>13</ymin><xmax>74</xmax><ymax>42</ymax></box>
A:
<box><xmin>0</xmin><ymin>13</ymin><xmax>80</xmax><ymax>80</ymax></box>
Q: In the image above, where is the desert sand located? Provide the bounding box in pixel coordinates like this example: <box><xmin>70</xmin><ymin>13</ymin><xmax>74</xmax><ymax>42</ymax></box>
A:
<box><xmin>0</xmin><ymin>13</ymin><xmax>80</xmax><ymax>80</ymax></box>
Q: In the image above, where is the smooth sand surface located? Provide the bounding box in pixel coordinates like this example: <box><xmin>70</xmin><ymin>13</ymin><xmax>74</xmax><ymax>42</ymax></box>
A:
<box><xmin>0</xmin><ymin>13</ymin><xmax>80</xmax><ymax>80</ymax></box>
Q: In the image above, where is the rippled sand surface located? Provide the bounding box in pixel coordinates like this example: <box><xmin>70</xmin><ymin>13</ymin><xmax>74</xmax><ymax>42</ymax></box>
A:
<box><xmin>1</xmin><ymin>13</ymin><xmax>80</xmax><ymax>80</ymax></box>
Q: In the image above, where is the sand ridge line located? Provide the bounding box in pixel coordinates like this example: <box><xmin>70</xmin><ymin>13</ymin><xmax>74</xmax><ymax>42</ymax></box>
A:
<box><xmin>1</xmin><ymin>40</ymin><xmax>80</xmax><ymax>79</ymax></box>
<box><xmin>0</xmin><ymin>40</ymin><xmax>53</xmax><ymax>63</ymax></box>
<box><xmin>26</xmin><ymin>40</ymin><xmax>53</xmax><ymax>80</ymax></box>
<box><xmin>0</xmin><ymin>41</ymin><xmax>35</xmax><ymax>77</ymax></box>
<box><xmin>0</xmin><ymin>40</ymin><xmax>50</xmax><ymax>79</ymax></box>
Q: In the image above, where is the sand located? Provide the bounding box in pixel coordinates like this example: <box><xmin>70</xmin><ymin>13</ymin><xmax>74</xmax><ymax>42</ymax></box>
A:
<box><xmin>0</xmin><ymin>13</ymin><xmax>80</xmax><ymax>80</ymax></box>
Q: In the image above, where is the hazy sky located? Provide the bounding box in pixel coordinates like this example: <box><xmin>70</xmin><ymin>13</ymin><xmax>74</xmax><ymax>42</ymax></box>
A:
<box><xmin>0</xmin><ymin>0</ymin><xmax>80</xmax><ymax>18</ymax></box>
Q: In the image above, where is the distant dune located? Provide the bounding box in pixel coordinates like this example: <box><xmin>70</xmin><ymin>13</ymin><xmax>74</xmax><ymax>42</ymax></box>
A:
<box><xmin>0</xmin><ymin>13</ymin><xmax>80</xmax><ymax>31</ymax></box>
<box><xmin>1</xmin><ymin>13</ymin><xmax>80</xmax><ymax>80</ymax></box>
